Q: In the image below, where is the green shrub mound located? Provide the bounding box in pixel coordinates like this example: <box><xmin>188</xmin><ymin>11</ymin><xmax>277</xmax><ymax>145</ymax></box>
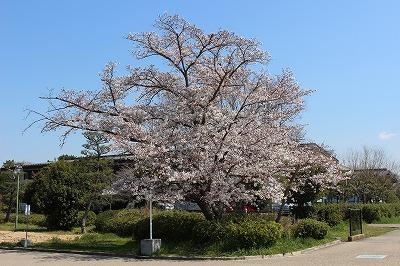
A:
<box><xmin>314</xmin><ymin>204</ymin><xmax>344</xmax><ymax>226</ymax></box>
<box><xmin>95</xmin><ymin>209</ymin><xmax>146</xmax><ymax>236</ymax></box>
<box><xmin>94</xmin><ymin>210</ymin><xmax>115</xmax><ymax>232</ymax></box>
<box><xmin>359</xmin><ymin>205</ymin><xmax>381</xmax><ymax>223</ymax></box>
<box><xmin>300</xmin><ymin>203</ymin><xmax>400</xmax><ymax>225</ymax></box>
<box><xmin>13</xmin><ymin>213</ymin><xmax>46</xmax><ymax>227</ymax></box>
<box><xmin>75</xmin><ymin>211</ymin><xmax>97</xmax><ymax>227</ymax></box>
<box><xmin>134</xmin><ymin>211</ymin><xmax>204</xmax><ymax>241</ymax></box>
<box><xmin>193</xmin><ymin>218</ymin><xmax>282</xmax><ymax>249</ymax></box>
<box><xmin>225</xmin><ymin>220</ymin><xmax>283</xmax><ymax>249</ymax></box>
<box><xmin>192</xmin><ymin>220</ymin><xmax>226</xmax><ymax>244</ymax></box>
<box><xmin>292</xmin><ymin>218</ymin><xmax>328</xmax><ymax>239</ymax></box>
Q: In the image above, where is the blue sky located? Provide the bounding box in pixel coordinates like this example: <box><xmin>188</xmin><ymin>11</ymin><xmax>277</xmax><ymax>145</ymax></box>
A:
<box><xmin>1</xmin><ymin>0</ymin><xmax>400</xmax><ymax>164</ymax></box>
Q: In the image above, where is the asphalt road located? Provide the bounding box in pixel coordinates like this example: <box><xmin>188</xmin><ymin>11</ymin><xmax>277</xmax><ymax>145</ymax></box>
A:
<box><xmin>1</xmin><ymin>229</ymin><xmax>400</xmax><ymax>266</ymax></box>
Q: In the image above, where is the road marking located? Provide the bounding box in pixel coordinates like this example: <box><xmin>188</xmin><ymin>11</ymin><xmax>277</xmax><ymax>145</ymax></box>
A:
<box><xmin>356</xmin><ymin>255</ymin><xmax>386</xmax><ymax>259</ymax></box>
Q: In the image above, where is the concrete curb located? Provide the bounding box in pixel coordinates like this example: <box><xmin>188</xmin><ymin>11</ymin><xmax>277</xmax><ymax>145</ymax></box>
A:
<box><xmin>0</xmin><ymin>239</ymin><xmax>343</xmax><ymax>261</ymax></box>
<box><xmin>298</xmin><ymin>239</ymin><xmax>342</xmax><ymax>254</ymax></box>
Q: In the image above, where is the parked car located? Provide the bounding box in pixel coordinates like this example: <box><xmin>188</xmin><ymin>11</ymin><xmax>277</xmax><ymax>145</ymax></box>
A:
<box><xmin>271</xmin><ymin>203</ymin><xmax>292</xmax><ymax>215</ymax></box>
<box><xmin>174</xmin><ymin>201</ymin><xmax>201</xmax><ymax>211</ymax></box>
<box><xmin>156</xmin><ymin>202</ymin><xmax>174</xmax><ymax>210</ymax></box>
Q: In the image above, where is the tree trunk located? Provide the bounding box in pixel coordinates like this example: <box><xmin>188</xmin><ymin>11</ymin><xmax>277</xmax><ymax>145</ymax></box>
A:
<box><xmin>80</xmin><ymin>201</ymin><xmax>92</xmax><ymax>234</ymax></box>
<box><xmin>4</xmin><ymin>195</ymin><xmax>15</xmax><ymax>223</ymax></box>
<box><xmin>275</xmin><ymin>198</ymin><xmax>287</xmax><ymax>223</ymax></box>
<box><xmin>275</xmin><ymin>174</ymin><xmax>296</xmax><ymax>223</ymax></box>
<box><xmin>196</xmin><ymin>200</ymin><xmax>223</xmax><ymax>220</ymax></box>
<box><xmin>4</xmin><ymin>203</ymin><xmax>13</xmax><ymax>223</ymax></box>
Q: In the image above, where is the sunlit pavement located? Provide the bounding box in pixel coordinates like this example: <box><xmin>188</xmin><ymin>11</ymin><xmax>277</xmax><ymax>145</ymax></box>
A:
<box><xmin>1</xmin><ymin>229</ymin><xmax>400</xmax><ymax>266</ymax></box>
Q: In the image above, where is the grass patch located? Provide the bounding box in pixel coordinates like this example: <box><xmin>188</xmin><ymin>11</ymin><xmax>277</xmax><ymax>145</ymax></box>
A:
<box><xmin>326</xmin><ymin>221</ymin><xmax>396</xmax><ymax>241</ymax></box>
<box><xmin>364</xmin><ymin>225</ymin><xmax>395</xmax><ymax>237</ymax></box>
<box><xmin>35</xmin><ymin>233</ymin><xmax>139</xmax><ymax>254</ymax></box>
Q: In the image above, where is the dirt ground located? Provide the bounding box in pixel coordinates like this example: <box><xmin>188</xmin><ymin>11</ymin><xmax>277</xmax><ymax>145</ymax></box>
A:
<box><xmin>0</xmin><ymin>230</ymin><xmax>79</xmax><ymax>243</ymax></box>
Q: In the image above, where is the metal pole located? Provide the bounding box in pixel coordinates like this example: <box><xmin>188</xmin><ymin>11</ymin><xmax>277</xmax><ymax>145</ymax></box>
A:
<box><xmin>349</xmin><ymin>210</ymin><xmax>352</xmax><ymax>236</ymax></box>
<box><xmin>15</xmin><ymin>173</ymin><xmax>20</xmax><ymax>230</ymax></box>
<box><xmin>149</xmin><ymin>196</ymin><xmax>153</xmax><ymax>240</ymax></box>
<box><xmin>25</xmin><ymin>210</ymin><xmax>28</xmax><ymax>248</ymax></box>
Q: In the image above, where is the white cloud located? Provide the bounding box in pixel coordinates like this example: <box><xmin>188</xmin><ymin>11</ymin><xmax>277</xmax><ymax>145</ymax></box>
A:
<box><xmin>378</xmin><ymin>131</ymin><xmax>397</xmax><ymax>140</ymax></box>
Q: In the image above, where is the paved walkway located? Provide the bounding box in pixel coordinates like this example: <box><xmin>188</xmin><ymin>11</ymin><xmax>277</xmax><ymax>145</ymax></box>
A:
<box><xmin>368</xmin><ymin>223</ymin><xmax>400</xmax><ymax>228</ymax></box>
<box><xmin>1</xmin><ymin>228</ymin><xmax>400</xmax><ymax>265</ymax></box>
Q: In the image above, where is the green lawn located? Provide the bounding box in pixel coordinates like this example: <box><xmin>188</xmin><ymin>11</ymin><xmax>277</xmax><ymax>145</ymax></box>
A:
<box><xmin>35</xmin><ymin>233</ymin><xmax>139</xmax><ymax>254</ymax></box>
<box><xmin>1</xmin><ymin>221</ymin><xmax>389</xmax><ymax>257</ymax></box>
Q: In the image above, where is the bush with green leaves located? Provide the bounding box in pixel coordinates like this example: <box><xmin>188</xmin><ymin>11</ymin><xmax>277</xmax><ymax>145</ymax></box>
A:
<box><xmin>360</xmin><ymin>204</ymin><xmax>382</xmax><ymax>223</ymax></box>
<box><xmin>192</xmin><ymin>216</ymin><xmax>282</xmax><ymax>249</ymax></box>
<box><xmin>95</xmin><ymin>209</ymin><xmax>147</xmax><ymax>236</ymax></box>
<box><xmin>292</xmin><ymin>218</ymin><xmax>328</xmax><ymax>239</ymax></box>
<box><xmin>345</xmin><ymin>203</ymin><xmax>399</xmax><ymax>223</ymax></box>
<box><xmin>192</xmin><ymin>220</ymin><xmax>226</xmax><ymax>244</ymax></box>
<box><xmin>134</xmin><ymin>210</ymin><xmax>204</xmax><ymax>241</ymax></box>
<box><xmin>18</xmin><ymin>213</ymin><xmax>47</xmax><ymax>227</ymax></box>
<box><xmin>225</xmin><ymin>220</ymin><xmax>283</xmax><ymax>249</ymax></box>
<box><xmin>314</xmin><ymin>204</ymin><xmax>344</xmax><ymax>226</ymax></box>
<box><xmin>75</xmin><ymin>211</ymin><xmax>97</xmax><ymax>227</ymax></box>
<box><xmin>301</xmin><ymin>203</ymin><xmax>400</xmax><ymax>225</ymax></box>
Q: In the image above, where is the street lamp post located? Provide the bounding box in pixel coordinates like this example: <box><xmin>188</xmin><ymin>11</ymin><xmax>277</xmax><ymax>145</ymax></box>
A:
<box><xmin>14</xmin><ymin>165</ymin><xmax>23</xmax><ymax>230</ymax></box>
<box><xmin>149</xmin><ymin>194</ymin><xmax>153</xmax><ymax>240</ymax></box>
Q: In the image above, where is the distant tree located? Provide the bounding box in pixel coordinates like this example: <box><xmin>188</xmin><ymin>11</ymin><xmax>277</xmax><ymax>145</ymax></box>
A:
<box><xmin>81</xmin><ymin>131</ymin><xmax>111</xmax><ymax>160</ymax></box>
<box><xmin>0</xmin><ymin>160</ymin><xmax>27</xmax><ymax>223</ymax></box>
<box><xmin>80</xmin><ymin>131</ymin><xmax>113</xmax><ymax>233</ymax></box>
<box><xmin>341</xmin><ymin>147</ymin><xmax>399</xmax><ymax>203</ymax></box>
<box><xmin>57</xmin><ymin>154</ymin><xmax>79</xmax><ymax>161</ymax></box>
<box><xmin>275</xmin><ymin>144</ymin><xmax>343</xmax><ymax>222</ymax></box>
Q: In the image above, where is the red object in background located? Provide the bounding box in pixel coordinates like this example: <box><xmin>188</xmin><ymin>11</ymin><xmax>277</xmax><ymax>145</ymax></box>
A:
<box><xmin>226</xmin><ymin>203</ymin><xmax>259</xmax><ymax>213</ymax></box>
<box><xmin>242</xmin><ymin>204</ymin><xmax>258</xmax><ymax>213</ymax></box>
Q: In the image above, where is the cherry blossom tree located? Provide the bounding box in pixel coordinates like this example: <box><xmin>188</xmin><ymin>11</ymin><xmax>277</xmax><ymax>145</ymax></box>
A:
<box><xmin>29</xmin><ymin>15</ymin><xmax>343</xmax><ymax>220</ymax></box>
<box><xmin>274</xmin><ymin>143</ymin><xmax>344</xmax><ymax>222</ymax></box>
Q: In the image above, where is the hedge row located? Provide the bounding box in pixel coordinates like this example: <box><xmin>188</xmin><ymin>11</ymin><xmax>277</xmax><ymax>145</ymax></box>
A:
<box><xmin>95</xmin><ymin>209</ymin><xmax>284</xmax><ymax>249</ymax></box>
<box><xmin>302</xmin><ymin>203</ymin><xmax>400</xmax><ymax>226</ymax></box>
<box><xmin>2</xmin><ymin>212</ymin><xmax>97</xmax><ymax>228</ymax></box>
<box><xmin>94</xmin><ymin>209</ymin><xmax>147</xmax><ymax>236</ymax></box>
<box><xmin>2</xmin><ymin>213</ymin><xmax>47</xmax><ymax>227</ymax></box>
<box><xmin>134</xmin><ymin>211</ymin><xmax>204</xmax><ymax>241</ymax></box>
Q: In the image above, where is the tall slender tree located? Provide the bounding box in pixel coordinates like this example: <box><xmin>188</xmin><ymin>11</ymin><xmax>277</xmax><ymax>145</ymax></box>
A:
<box><xmin>80</xmin><ymin>131</ymin><xmax>112</xmax><ymax>233</ymax></box>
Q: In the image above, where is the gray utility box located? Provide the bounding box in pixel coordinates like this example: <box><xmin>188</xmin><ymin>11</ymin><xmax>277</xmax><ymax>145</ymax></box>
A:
<box><xmin>140</xmin><ymin>239</ymin><xmax>161</xmax><ymax>256</ymax></box>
